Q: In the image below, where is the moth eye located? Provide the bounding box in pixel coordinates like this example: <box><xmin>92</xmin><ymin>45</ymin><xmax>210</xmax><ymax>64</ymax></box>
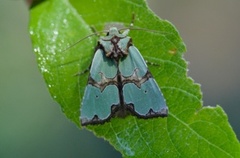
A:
<box><xmin>144</xmin><ymin>90</ymin><xmax>148</xmax><ymax>93</ymax></box>
<box><xmin>95</xmin><ymin>95</ymin><xmax>99</xmax><ymax>98</ymax></box>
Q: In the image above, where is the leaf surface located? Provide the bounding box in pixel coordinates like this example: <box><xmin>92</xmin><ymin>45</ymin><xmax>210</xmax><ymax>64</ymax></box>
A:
<box><xmin>29</xmin><ymin>0</ymin><xmax>240</xmax><ymax>157</ymax></box>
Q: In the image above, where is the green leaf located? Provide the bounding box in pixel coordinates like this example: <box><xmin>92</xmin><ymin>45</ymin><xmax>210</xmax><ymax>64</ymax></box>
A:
<box><xmin>29</xmin><ymin>0</ymin><xmax>240</xmax><ymax>157</ymax></box>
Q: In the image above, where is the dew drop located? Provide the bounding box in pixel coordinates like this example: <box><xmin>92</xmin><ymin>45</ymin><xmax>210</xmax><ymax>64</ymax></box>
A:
<box><xmin>53</xmin><ymin>30</ymin><xmax>58</xmax><ymax>35</ymax></box>
<box><xmin>29</xmin><ymin>30</ymin><xmax>34</xmax><ymax>35</ymax></box>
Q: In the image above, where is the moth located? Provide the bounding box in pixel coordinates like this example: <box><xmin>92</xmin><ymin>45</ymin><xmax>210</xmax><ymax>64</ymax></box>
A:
<box><xmin>80</xmin><ymin>27</ymin><xmax>168</xmax><ymax>126</ymax></box>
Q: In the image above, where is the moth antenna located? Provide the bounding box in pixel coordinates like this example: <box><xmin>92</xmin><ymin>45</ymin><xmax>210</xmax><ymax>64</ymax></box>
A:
<box><xmin>119</xmin><ymin>26</ymin><xmax>170</xmax><ymax>35</ymax></box>
<box><xmin>118</xmin><ymin>14</ymin><xmax>169</xmax><ymax>35</ymax></box>
<box><xmin>62</xmin><ymin>30</ymin><xmax>107</xmax><ymax>52</ymax></box>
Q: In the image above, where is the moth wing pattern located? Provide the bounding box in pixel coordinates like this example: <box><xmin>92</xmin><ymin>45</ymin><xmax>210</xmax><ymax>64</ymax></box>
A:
<box><xmin>120</xmin><ymin>46</ymin><xmax>168</xmax><ymax>117</ymax></box>
<box><xmin>81</xmin><ymin>49</ymin><xmax>119</xmax><ymax>125</ymax></box>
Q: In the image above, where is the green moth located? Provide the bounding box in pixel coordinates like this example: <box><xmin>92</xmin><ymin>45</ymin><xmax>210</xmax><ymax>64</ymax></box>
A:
<box><xmin>81</xmin><ymin>27</ymin><xmax>168</xmax><ymax>126</ymax></box>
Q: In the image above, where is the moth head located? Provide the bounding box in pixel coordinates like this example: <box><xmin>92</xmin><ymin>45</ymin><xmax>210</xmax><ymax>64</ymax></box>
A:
<box><xmin>108</xmin><ymin>27</ymin><xmax>119</xmax><ymax>36</ymax></box>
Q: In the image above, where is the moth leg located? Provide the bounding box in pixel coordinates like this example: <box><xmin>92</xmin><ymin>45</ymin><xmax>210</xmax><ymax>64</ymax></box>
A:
<box><xmin>90</xmin><ymin>26</ymin><xmax>100</xmax><ymax>37</ymax></box>
<box><xmin>73</xmin><ymin>68</ymin><xmax>89</xmax><ymax>76</ymax></box>
<box><xmin>130</xmin><ymin>13</ymin><xmax>135</xmax><ymax>27</ymax></box>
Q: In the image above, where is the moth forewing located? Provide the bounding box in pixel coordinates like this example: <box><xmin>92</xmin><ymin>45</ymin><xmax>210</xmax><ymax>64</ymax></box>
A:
<box><xmin>120</xmin><ymin>46</ymin><xmax>168</xmax><ymax>117</ymax></box>
<box><xmin>81</xmin><ymin>49</ymin><xmax>119</xmax><ymax>125</ymax></box>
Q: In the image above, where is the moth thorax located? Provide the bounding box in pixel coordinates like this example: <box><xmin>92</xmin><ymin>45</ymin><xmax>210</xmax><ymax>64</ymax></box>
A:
<box><xmin>108</xmin><ymin>50</ymin><xmax>125</xmax><ymax>61</ymax></box>
<box><xmin>111</xmin><ymin>36</ymin><xmax>120</xmax><ymax>44</ymax></box>
<box><xmin>104</xmin><ymin>36</ymin><xmax>128</xmax><ymax>60</ymax></box>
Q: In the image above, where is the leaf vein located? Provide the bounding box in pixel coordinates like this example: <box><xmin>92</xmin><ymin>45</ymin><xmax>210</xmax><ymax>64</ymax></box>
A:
<box><xmin>169</xmin><ymin>112</ymin><xmax>234</xmax><ymax>158</ymax></box>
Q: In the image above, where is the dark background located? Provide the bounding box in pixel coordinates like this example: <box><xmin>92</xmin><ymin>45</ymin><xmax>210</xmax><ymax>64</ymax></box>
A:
<box><xmin>0</xmin><ymin>0</ymin><xmax>239</xmax><ymax>157</ymax></box>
